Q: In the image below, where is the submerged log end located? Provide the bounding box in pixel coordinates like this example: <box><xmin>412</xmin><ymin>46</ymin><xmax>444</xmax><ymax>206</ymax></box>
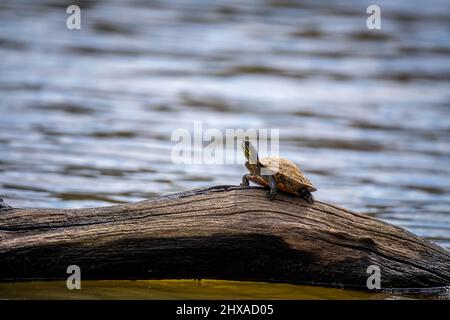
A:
<box><xmin>0</xmin><ymin>186</ymin><xmax>449</xmax><ymax>290</ymax></box>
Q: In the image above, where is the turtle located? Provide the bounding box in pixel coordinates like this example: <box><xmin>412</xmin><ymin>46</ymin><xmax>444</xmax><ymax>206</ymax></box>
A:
<box><xmin>240</xmin><ymin>140</ymin><xmax>317</xmax><ymax>203</ymax></box>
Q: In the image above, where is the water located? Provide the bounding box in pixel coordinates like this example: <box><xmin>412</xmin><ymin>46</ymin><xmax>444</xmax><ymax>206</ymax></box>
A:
<box><xmin>0</xmin><ymin>280</ymin><xmax>448</xmax><ymax>300</ymax></box>
<box><xmin>0</xmin><ymin>0</ymin><xmax>449</xmax><ymax>299</ymax></box>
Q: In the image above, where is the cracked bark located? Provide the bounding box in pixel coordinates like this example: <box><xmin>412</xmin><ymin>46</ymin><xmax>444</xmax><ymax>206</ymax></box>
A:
<box><xmin>0</xmin><ymin>186</ymin><xmax>449</xmax><ymax>289</ymax></box>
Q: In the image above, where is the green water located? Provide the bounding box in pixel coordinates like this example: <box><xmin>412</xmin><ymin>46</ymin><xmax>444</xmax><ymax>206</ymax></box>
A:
<box><xmin>0</xmin><ymin>280</ymin><xmax>448</xmax><ymax>300</ymax></box>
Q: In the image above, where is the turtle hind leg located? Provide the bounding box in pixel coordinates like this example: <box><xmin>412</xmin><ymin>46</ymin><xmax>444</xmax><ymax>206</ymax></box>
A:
<box><xmin>0</xmin><ymin>198</ymin><xmax>11</xmax><ymax>211</ymax></box>
<box><xmin>298</xmin><ymin>189</ymin><xmax>315</xmax><ymax>204</ymax></box>
<box><xmin>264</xmin><ymin>175</ymin><xmax>277</xmax><ymax>200</ymax></box>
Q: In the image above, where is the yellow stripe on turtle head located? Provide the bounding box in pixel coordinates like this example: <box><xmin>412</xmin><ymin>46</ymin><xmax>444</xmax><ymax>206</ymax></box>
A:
<box><xmin>241</xmin><ymin>139</ymin><xmax>259</xmax><ymax>165</ymax></box>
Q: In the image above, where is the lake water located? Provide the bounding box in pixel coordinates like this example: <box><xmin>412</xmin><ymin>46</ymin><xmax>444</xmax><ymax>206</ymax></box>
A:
<box><xmin>0</xmin><ymin>0</ymin><xmax>449</xmax><ymax>299</ymax></box>
<box><xmin>0</xmin><ymin>280</ymin><xmax>449</xmax><ymax>300</ymax></box>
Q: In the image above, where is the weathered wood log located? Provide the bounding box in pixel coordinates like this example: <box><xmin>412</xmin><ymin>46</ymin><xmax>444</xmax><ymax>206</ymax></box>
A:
<box><xmin>0</xmin><ymin>186</ymin><xmax>449</xmax><ymax>289</ymax></box>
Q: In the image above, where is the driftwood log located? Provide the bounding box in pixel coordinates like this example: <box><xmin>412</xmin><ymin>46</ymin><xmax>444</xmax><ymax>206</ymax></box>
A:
<box><xmin>0</xmin><ymin>186</ymin><xmax>449</xmax><ymax>290</ymax></box>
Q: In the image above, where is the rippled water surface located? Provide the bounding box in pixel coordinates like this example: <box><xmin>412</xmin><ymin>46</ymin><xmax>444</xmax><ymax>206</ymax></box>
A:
<box><xmin>0</xmin><ymin>0</ymin><xmax>449</xmax><ymax>299</ymax></box>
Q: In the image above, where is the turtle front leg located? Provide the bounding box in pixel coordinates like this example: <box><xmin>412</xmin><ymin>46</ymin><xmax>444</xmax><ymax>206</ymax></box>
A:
<box><xmin>298</xmin><ymin>188</ymin><xmax>315</xmax><ymax>204</ymax></box>
<box><xmin>241</xmin><ymin>174</ymin><xmax>250</xmax><ymax>186</ymax></box>
<box><xmin>264</xmin><ymin>175</ymin><xmax>277</xmax><ymax>200</ymax></box>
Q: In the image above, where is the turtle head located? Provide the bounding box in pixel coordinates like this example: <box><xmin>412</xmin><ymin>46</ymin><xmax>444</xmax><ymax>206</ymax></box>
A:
<box><xmin>241</xmin><ymin>139</ymin><xmax>260</xmax><ymax>175</ymax></box>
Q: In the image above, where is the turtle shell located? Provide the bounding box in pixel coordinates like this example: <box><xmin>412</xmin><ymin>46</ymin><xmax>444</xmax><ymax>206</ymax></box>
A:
<box><xmin>258</xmin><ymin>157</ymin><xmax>317</xmax><ymax>195</ymax></box>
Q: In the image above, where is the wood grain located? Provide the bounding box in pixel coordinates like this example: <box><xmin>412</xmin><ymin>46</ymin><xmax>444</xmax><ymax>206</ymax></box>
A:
<box><xmin>0</xmin><ymin>186</ymin><xmax>449</xmax><ymax>289</ymax></box>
